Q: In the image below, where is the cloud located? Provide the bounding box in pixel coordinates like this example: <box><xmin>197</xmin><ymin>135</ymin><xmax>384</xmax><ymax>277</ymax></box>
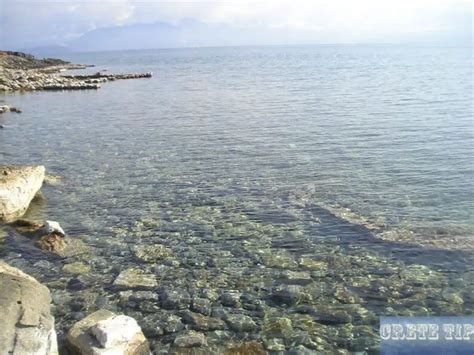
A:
<box><xmin>0</xmin><ymin>0</ymin><xmax>472</xmax><ymax>49</ymax></box>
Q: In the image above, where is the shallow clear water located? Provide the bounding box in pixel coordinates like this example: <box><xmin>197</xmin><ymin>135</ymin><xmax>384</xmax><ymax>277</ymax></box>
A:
<box><xmin>0</xmin><ymin>45</ymin><xmax>473</xmax><ymax>352</ymax></box>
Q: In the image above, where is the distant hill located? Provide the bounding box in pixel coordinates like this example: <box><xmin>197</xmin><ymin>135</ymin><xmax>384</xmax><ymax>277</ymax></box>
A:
<box><xmin>68</xmin><ymin>20</ymin><xmax>295</xmax><ymax>52</ymax></box>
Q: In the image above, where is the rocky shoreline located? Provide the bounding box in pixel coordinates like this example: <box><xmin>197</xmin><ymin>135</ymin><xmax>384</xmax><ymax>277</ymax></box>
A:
<box><xmin>0</xmin><ymin>51</ymin><xmax>152</xmax><ymax>92</ymax></box>
<box><xmin>0</xmin><ymin>51</ymin><xmax>157</xmax><ymax>354</ymax></box>
<box><xmin>0</xmin><ymin>166</ymin><xmax>153</xmax><ymax>354</ymax></box>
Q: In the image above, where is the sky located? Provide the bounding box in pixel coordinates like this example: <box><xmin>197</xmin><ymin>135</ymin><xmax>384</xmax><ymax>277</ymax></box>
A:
<box><xmin>0</xmin><ymin>0</ymin><xmax>472</xmax><ymax>51</ymax></box>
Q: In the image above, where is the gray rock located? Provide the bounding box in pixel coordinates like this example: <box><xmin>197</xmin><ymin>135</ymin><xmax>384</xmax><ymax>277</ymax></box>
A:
<box><xmin>134</xmin><ymin>244</ymin><xmax>173</xmax><ymax>263</ymax></box>
<box><xmin>129</xmin><ymin>291</ymin><xmax>159</xmax><ymax>302</ymax></box>
<box><xmin>286</xmin><ymin>345</ymin><xmax>316</xmax><ymax>354</ymax></box>
<box><xmin>263</xmin><ymin>337</ymin><xmax>286</xmax><ymax>351</ymax></box>
<box><xmin>219</xmin><ymin>291</ymin><xmax>241</xmax><ymax>307</ymax></box>
<box><xmin>202</xmin><ymin>288</ymin><xmax>219</xmax><ymax>302</ymax></box>
<box><xmin>66</xmin><ymin>309</ymin><xmax>149</xmax><ymax>354</ymax></box>
<box><xmin>191</xmin><ymin>297</ymin><xmax>212</xmax><ymax>315</ymax></box>
<box><xmin>160</xmin><ymin>288</ymin><xmax>191</xmax><ymax>310</ymax></box>
<box><xmin>280</xmin><ymin>270</ymin><xmax>311</xmax><ymax>281</ymax></box>
<box><xmin>0</xmin><ymin>261</ymin><xmax>58</xmax><ymax>354</ymax></box>
<box><xmin>180</xmin><ymin>310</ymin><xmax>227</xmax><ymax>331</ymax></box>
<box><xmin>0</xmin><ymin>165</ymin><xmax>45</xmax><ymax>221</ymax></box>
<box><xmin>241</xmin><ymin>293</ymin><xmax>264</xmax><ymax>311</ymax></box>
<box><xmin>173</xmin><ymin>330</ymin><xmax>207</xmax><ymax>348</ymax></box>
<box><xmin>163</xmin><ymin>315</ymin><xmax>184</xmax><ymax>334</ymax></box>
<box><xmin>224</xmin><ymin>314</ymin><xmax>257</xmax><ymax>332</ymax></box>
<box><xmin>62</xmin><ymin>262</ymin><xmax>91</xmax><ymax>274</ymax></box>
<box><xmin>271</xmin><ymin>285</ymin><xmax>312</xmax><ymax>306</ymax></box>
<box><xmin>315</xmin><ymin>309</ymin><xmax>352</xmax><ymax>325</ymax></box>
<box><xmin>113</xmin><ymin>268</ymin><xmax>158</xmax><ymax>290</ymax></box>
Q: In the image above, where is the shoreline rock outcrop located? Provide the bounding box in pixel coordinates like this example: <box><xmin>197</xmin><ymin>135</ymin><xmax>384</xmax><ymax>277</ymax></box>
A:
<box><xmin>0</xmin><ymin>52</ymin><xmax>152</xmax><ymax>92</ymax></box>
<box><xmin>62</xmin><ymin>72</ymin><xmax>153</xmax><ymax>81</ymax></box>
<box><xmin>0</xmin><ymin>165</ymin><xmax>45</xmax><ymax>222</ymax></box>
<box><xmin>0</xmin><ymin>261</ymin><xmax>58</xmax><ymax>354</ymax></box>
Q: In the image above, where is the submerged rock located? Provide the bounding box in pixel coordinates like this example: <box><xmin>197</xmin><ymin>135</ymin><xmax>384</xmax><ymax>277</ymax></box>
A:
<box><xmin>262</xmin><ymin>317</ymin><xmax>293</xmax><ymax>339</ymax></box>
<box><xmin>0</xmin><ymin>261</ymin><xmax>58</xmax><ymax>354</ymax></box>
<box><xmin>0</xmin><ymin>165</ymin><xmax>45</xmax><ymax>221</ymax></box>
<box><xmin>297</xmin><ymin>258</ymin><xmax>328</xmax><ymax>271</ymax></box>
<box><xmin>334</xmin><ymin>286</ymin><xmax>362</xmax><ymax>304</ymax></box>
<box><xmin>163</xmin><ymin>315</ymin><xmax>185</xmax><ymax>334</ymax></box>
<box><xmin>173</xmin><ymin>330</ymin><xmax>207</xmax><ymax>348</ymax></box>
<box><xmin>191</xmin><ymin>297</ymin><xmax>212</xmax><ymax>315</ymax></box>
<box><xmin>225</xmin><ymin>341</ymin><xmax>266</xmax><ymax>354</ymax></box>
<box><xmin>66</xmin><ymin>309</ymin><xmax>149</xmax><ymax>354</ymax></box>
<box><xmin>8</xmin><ymin>218</ymin><xmax>43</xmax><ymax>233</ymax></box>
<box><xmin>181</xmin><ymin>310</ymin><xmax>227</xmax><ymax>331</ymax></box>
<box><xmin>134</xmin><ymin>244</ymin><xmax>173</xmax><ymax>262</ymax></box>
<box><xmin>270</xmin><ymin>285</ymin><xmax>313</xmax><ymax>306</ymax></box>
<box><xmin>160</xmin><ymin>288</ymin><xmax>191</xmax><ymax>310</ymax></box>
<box><xmin>8</xmin><ymin>218</ymin><xmax>88</xmax><ymax>256</ymax></box>
<box><xmin>44</xmin><ymin>174</ymin><xmax>62</xmax><ymax>186</ymax></box>
<box><xmin>224</xmin><ymin>314</ymin><xmax>257</xmax><ymax>332</ymax></box>
<box><xmin>263</xmin><ymin>337</ymin><xmax>286</xmax><ymax>351</ymax></box>
<box><xmin>441</xmin><ymin>288</ymin><xmax>464</xmax><ymax>304</ymax></box>
<box><xmin>34</xmin><ymin>232</ymin><xmax>67</xmax><ymax>252</ymax></box>
<box><xmin>113</xmin><ymin>268</ymin><xmax>158</xmax><ymax>290</ymax></box>
<box><xmin>63</xmin><ymin>262</ymin><xmax>91</xmax><ymax>274</ymax></box>
<box><xmin>280</xmin><ymin>270</ymin><xmax>312</xmax><ymax>282</ymax></box>
<box><xmin>220</xmin><ymin>291</ymin><xmax>242</xmax><ymax>307</ymax></box>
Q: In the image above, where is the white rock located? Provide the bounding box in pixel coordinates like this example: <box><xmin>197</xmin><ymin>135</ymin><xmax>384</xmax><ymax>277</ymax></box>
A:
<box><xmin>91</xmin><ymin>315</ymin><xmax>142</xmax><ymax>348</ymax></box>
<box><xmin>41</xmin><ymin>220</ymin><xmax>66</xmax><ymax>236</ymax></box>
<box><xmin>66</xmin><ymin>310</ymin><xmax>149</xmax><ymax>355</ymax></box>
<box><xmin>0</xmin><ymin>165</ymin><xmax>45</xmax><ymax>221</ymax></box>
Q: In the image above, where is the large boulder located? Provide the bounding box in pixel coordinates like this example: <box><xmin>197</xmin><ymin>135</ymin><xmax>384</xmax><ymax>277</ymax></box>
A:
<box><xmin>0</xmin><ymin>261</ymin><xmax>58</xmax><ymax>354</ymax></box>
<box><xmin>66</xmin><ymin>309</ymin><xmax>149</xmax><ymax>355</ymax></box>
<box><xmin>0</xmin><ymin>165</ymin><xmax>45</xmax><ymax>221</ymax></box>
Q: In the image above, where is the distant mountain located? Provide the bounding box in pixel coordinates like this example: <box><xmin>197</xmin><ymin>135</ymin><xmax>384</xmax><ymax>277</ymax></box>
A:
<box><xmin>68</xmin><ymin>20</ymin><xmax>307</xmax><ymax>52</ymax></box>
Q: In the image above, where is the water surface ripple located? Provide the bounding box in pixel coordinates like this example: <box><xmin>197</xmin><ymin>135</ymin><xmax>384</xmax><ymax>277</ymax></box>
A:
<box><xmin>0</xmin><ymin>45</ymin><xmax>472</xmax><ymax>353</ymax></box>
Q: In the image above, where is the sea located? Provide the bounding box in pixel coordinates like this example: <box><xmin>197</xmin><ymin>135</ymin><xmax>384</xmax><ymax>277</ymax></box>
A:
<box><xmin>0</xmin><ymin>45</ymin><xmax>473</xmax><ymax>352</ymax></box>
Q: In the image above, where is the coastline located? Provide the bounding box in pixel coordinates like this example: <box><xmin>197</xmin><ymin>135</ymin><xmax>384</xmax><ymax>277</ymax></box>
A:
<box><xmin>0</xmin><ymin>51</ymin><xmax>151</xmax><ymax>92</ymax></box>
